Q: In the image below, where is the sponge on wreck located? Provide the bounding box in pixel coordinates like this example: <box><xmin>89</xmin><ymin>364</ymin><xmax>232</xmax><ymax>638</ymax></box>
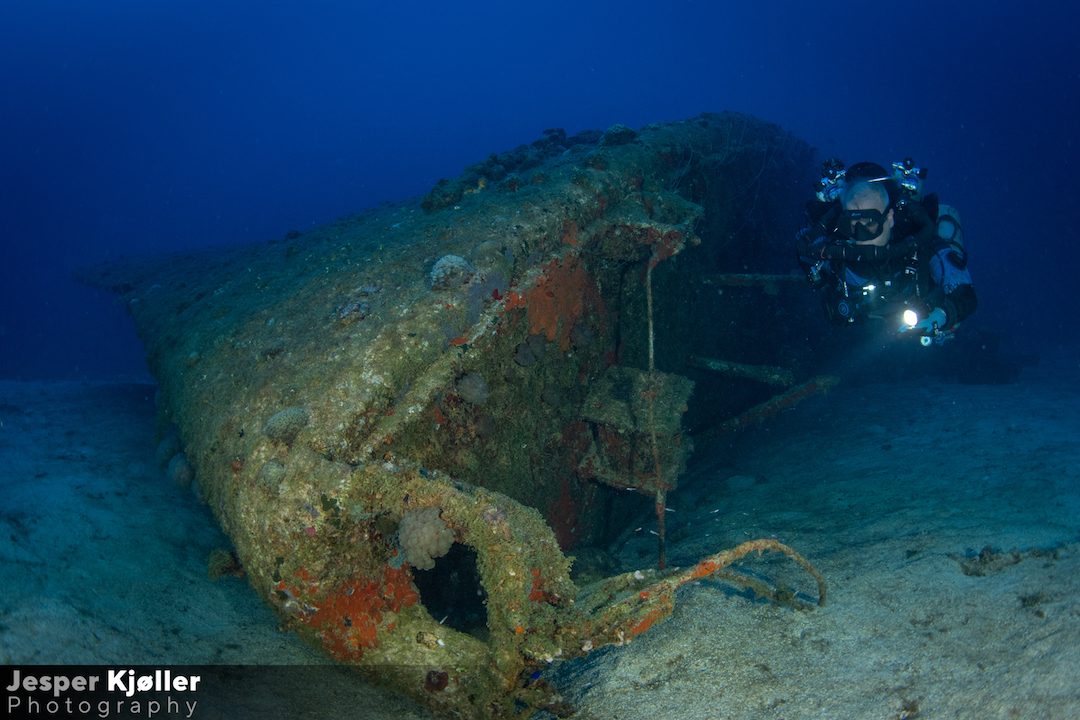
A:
<box><xmin>264</xmin><ymin>407</ymin><xmax>309</xmax><ymax>444</ymax></box>
<box><xmin>397</xmin><ymin>506</ymin><xmax>455</xmax><ymax>570</ymax></box>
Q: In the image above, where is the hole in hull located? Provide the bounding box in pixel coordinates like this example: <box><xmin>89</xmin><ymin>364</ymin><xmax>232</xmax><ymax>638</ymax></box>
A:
<box><xmin>411</xmin><ymin>543</ymin><xmax>488</xmax><ymax>640</ymax></box>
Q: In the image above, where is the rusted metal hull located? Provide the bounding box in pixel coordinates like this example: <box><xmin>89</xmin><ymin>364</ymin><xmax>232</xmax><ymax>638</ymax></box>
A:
<box><xmin>76</xmin><ymin>113</ymin><xmax>826</xmax><ymax>718</ymax></box>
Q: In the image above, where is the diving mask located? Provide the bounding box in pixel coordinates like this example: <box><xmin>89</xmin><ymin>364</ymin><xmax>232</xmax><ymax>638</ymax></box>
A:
<box><xmin>838</xmin><ymin>207</ymin><xmax>890</xmax><ymax>243</ymax></box>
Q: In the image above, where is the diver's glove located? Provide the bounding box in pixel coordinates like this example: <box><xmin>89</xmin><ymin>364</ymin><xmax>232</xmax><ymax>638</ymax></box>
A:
<box><xmin>899</xmin><ymin>307</ymin><xmax>947</xmax><ymax>334</ymax></box>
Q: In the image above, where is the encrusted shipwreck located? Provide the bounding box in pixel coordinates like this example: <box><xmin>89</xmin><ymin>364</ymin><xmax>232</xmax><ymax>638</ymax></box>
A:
<box><xmin>77</xmin><ymin>113</ymin><xmax>830</xmax><ymax>718</ymax></box>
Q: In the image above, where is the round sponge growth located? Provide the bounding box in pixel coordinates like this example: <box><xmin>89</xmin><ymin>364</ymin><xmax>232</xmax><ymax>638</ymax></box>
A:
<box><xmin>264</xmin><ymin>407</ymin><xmax>309</xmax><ymax>444</ymax></box>
<box><xmin>430</xmin><ymin>255</ymin><xmax>474</xmax><ymax>290</ymax></box>
<box><xmin>167</xmin><ymin>452</ymin><xmax>195</xmax><ymax>490</ymax></box>
<box><xmin>397</xmin><ymin>506</ymin><xmax>455</xmax><ymax>570</ymax></box>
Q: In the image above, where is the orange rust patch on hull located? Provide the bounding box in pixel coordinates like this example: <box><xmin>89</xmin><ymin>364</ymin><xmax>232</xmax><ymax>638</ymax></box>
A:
<box><xmin>525</xmin><ymin>256</ymin><xmax>603</xmax><ymax>351</ymax></box>
<box><xmin>298</xmin><ymin>565</ymin><xmax>419</xmax><ymax>662</ymax></box>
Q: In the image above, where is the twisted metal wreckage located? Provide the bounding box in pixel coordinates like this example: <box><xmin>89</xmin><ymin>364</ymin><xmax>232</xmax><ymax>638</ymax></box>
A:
<box><xmin>78</xmin><ymin>113</ymin><xmax>833</xmax><ymax>718</ymax></box>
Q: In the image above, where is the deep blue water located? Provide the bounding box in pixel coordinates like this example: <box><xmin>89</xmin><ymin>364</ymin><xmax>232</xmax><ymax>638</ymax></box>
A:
<box><xmin>2</xmin><ymin>0</ymin><xmax>1077</xmax><ymax>380</ymax></box>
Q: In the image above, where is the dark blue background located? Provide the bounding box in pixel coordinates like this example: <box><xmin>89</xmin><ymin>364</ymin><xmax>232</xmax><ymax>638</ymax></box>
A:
<box><xmin>2</xmin><ymin>0</ymin><xmax>1076</xmax><ymax>380</ymax></box>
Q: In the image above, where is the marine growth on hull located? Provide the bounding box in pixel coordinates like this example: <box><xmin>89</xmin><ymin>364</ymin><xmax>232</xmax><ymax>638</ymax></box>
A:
<box><xmin>76</xmin><ymin>112</ymin><xmax>831</xmax><ymax>719</ymax></box>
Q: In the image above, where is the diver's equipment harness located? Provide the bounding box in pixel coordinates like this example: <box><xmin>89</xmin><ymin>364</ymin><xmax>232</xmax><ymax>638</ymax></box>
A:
<box><xmin>813</xmin><ymin>241</ymin><xmax>920</xmax><ymax>325</ymax></box>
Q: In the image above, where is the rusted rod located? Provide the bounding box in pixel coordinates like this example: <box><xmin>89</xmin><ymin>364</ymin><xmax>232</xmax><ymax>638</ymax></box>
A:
<box><xmin>698</xmin><ymin>375</ymin><xmax>839</xmax><ymax>441</ymax></box>
<box><xmin>699</xmin><ymin>273</ymin><xmax>806</xmax><ymax>288</ymax></box>
<box><xmin>645</xmin><ymin>257</ymin><xmax>666</xmax><ymax>570</ymax></box>
<box><xmin>686</xmin><ymin>355</ymin><xmax>795</xmax><ymax>387</ymax></box>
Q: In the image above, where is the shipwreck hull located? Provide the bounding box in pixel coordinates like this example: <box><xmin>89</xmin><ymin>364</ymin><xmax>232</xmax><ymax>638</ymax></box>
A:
<box><xmin>77</xmin><ymin>113</ymin><xmax>826</xmax><ymax>718</ymax></box>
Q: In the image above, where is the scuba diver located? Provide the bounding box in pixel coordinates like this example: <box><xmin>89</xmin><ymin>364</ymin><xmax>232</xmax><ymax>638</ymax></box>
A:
<box><xmin>795</xmin><ymin>159</ymin><xmax>977</xmax><ymax>345</ymax></box>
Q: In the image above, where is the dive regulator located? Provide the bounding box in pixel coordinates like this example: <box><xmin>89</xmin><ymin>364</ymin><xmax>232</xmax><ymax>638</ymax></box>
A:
<box><xmin>815</xmin><ymin>158</ymin><xmax>846</xmax><ymax>203</ymax></box>
<box><xmin>892</xmin><ymin>158</ymin><xmax>927</xmax><ymax>205</ymax></box>
<box><xmin>815</xmin><ymin>156</ymin><xmax>928</xmax><ymax>205</ymax></box>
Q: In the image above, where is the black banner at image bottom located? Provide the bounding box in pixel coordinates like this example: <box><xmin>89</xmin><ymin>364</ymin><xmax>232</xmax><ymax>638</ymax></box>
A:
<box><xmin>3</xmin><ymin>665</ymin><xmax>421</xmax><ymax>719</ymax></box>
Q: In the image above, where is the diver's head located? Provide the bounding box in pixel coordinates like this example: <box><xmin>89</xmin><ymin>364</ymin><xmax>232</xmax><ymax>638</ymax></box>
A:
<box><xmin>838</xmin><ymin>170</ymin><xmax>894</xmax><ymax>247</ymax></box>
<box><xmin>937</xmin><ymin>204</ymin><xmax>963</xmax><ymax>246</ymax></box>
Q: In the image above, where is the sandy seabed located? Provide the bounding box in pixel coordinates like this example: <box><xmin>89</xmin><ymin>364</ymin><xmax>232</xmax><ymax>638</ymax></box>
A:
<box><xmin>2</xmin><ymin>350</ymin><xmax>1077</xmax><ymax>720</ymax></box>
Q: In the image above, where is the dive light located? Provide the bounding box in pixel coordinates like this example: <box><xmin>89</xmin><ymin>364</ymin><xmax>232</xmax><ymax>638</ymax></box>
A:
<box><xmin>902</xmin><ymin>308</ymin><xmax>937</xmax><ymax>346</ymax></box>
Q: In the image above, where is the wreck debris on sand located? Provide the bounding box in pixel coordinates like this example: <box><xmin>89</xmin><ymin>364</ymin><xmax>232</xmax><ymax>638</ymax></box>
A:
<box><xmin>76</xmin><ymin>112</ymin><xmax>831</xmax><ymax>718</ymax></box>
